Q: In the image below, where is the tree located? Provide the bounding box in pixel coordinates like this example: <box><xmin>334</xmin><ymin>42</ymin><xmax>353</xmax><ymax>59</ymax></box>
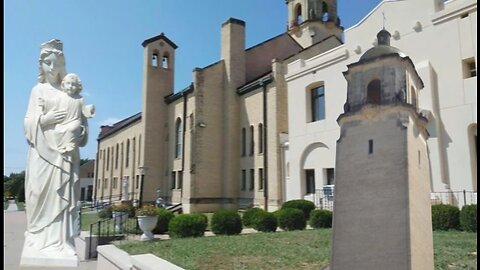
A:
<box><xmin>4</xmin><ymin>171</ymin><xmax>25</xmax><ymax>202</ymax></box>
<box><xmin>80</xmin><ymin>158</ymin><xmax>92</xmax><ymax>166</ymax></box>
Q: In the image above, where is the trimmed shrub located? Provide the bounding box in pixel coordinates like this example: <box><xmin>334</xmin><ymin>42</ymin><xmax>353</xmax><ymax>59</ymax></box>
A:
<box><xmin>276</xmin><ymin>208</ymin><xmax>306</xmax><ymax>231</ymax></box>
<box><xmin>242</xmin><ymin>208</ymin><xmax>265</xmax><ymax>227</ymax></box>
<box><xmin>211</xmin><ymin>209</ymin><xmax>243</xmax><ymax>235</ymax></box>
<box><xmin>252</xmin><ymin>211</ymin><xmax>278</xmax><ymax>232</ymax></box>
<box><xmin>281</xmin><ymin>200</ymin><xmax>315</xmax><ymax>219</ymax></box>
<box><xmin>460</xmin><ymin>204</ymin><xmax>477</xmax><ymax>232</ymax></box>
<box><xmin>153</xmin><ymin>208</ymin><xmax>175</xmax><ymax>234</ymax></box>
<box><xmin>431</xmin><ymin>204</ymin><xmax>460</xmax><ymax>231</ymax></box>
<box><xmin>309</xmin><ymin>209</ymin><xmax>333</xmax><ymax>228</ymax></box>
<box><xmin>168</xmin><ymin>214</ymin><xmax>207</xmax><ymax>238</ymax></box>
<box><xmin>98</xmin><ymin>206</ymin><xmax>112</xmax><ymax>219</ymax></box>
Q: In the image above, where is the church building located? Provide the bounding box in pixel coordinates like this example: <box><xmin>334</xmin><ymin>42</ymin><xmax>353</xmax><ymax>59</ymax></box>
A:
<box><xmin>94</xmin><ymin>0</ymin><xmax>344</xmax><ymax>213</ymax></box>
<box><xmin>94</xmin><ymin>0</ymin><xmax>477</xmax><ymax>213</ymax></box>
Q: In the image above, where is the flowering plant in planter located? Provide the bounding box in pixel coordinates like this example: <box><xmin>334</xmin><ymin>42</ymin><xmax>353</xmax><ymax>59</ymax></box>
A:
<box><xmin>136</xmin><ymin>204</ymin><xmax>159</xmax><ymax>217</ymax></box>
<box><xmin>110</xmin><ymin>203</ymin><xmax>131</xmax><ymax>213</ymax></box>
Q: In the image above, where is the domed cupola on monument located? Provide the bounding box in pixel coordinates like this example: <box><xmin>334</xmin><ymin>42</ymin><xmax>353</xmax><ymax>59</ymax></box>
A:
<box><xmin>286</xmin><ymin>0</ymin><xmax>343</xmax><ymax>48</ymax></box>
<box><xmin>341</xmin><ymin>29</ymin><xmax>424</xmax><ymax>115</ymax></box>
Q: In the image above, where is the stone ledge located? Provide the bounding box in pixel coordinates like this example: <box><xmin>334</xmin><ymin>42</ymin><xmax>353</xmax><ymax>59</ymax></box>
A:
<box><xmin>131</xmin><ymin>254</ymin><xmax>184</xmax><ymax>270</ymax></box>
<box><xmin>97</xmin><ymin>245</ymin><xmax>132</xmax><ymax>270</ymax></box>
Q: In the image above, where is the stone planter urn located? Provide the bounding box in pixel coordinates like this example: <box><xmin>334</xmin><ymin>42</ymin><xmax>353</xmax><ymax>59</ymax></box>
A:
<box><xmin>112</xmin><ymin>211</ymin><xmax>128</xmax><ymax>232</ymax></box>
<box><xmin>137</xmin><ymin>215</ymin><xmax>158</xmax><ymax>241</ymax></box>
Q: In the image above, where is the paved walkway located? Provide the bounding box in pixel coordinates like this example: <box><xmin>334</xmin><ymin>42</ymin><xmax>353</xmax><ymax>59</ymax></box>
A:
<box><xmin>4</xmin><ymin>202</ymin><xmax>97</xmax><ymax>270</ymax></box>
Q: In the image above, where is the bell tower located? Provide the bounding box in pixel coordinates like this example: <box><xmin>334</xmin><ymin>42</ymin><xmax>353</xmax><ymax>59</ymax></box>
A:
<box><xmin>286</xmin><ymin>0</ymin><xmax>343</xmax><ymax>48</ymax></box>
<box><xmin>140</xmin><ymin>33</ymin><xmax>177</xmax><ymax>203</ymax></box>
<box><xmin>331</xmin><ymin>30</ymin><xmax>434</xmax><ymax>270</ymax></box>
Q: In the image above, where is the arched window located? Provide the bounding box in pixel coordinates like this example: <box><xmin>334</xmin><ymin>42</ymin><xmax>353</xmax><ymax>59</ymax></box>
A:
<box><xmin>162</xmin><ymin>53</ymin><xmax>169</xmax><ymax>69</ymax></box>
<box><xmin>175</xmin><ymin>118</ymin><xmax>182</xmax><ymax>158</ymax></box>
<box><xmin>295</xmin><ymin>4</ymin><xmax>303</xmax><ymax>25</ymax></box>
<box><xmin>106</xmin><ymin>148</ymin><xmax>110</xmax><ymax>170</ymax></box>
<box><xmin>322</xmin><ymin>2</ymin><xmax>329</xmax><ymax>22</ymax></box>
<box><xmin>250</xmin><ymin>125</ymin><xmax>255</xmax><ymax>156</ymax></box>
<box><xmin>410</xmin><ymin>87</ymin><xmax>417</xmax><ymax>109</ymax></box>
<box><xmin>258</xmin><ymin>123</ymin><xmax>264</xmax><ymax>154</ymax></box>
<box><xmin>126</xmin><ymin>139</ymin><xmax>130</xmax><ymax>168</ymax></box>
<box><xmin>367</xmin><ymin>79</ymin><xmax>381</xmax><ymax>105</ymax></box>
<box><xmin>152</xmin><ymin>53</ymin><xmax>158</xmax><ymax>67</ymax></box>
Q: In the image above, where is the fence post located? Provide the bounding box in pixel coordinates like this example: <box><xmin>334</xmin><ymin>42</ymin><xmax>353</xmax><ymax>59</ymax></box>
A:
<box><xmin>463</xmin><ymin>190</ymin><xmax>467</xmax><ymax>206</ymax></box>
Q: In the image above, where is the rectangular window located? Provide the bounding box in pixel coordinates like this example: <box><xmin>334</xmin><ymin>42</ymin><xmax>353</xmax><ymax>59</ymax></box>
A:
<box><xmin>311</xmin><ymin>86</ymin><xmax>325</xmax><ymax>122</ymax></box>
<box><xmin>242</xmin><ymin>128</ymin><xmax>246</xmax><ymax>156</ymax></box>
<box><xmin>113</xmin><ymin>177</ymin><xmax>118</xmax><ymax>189</ymax></box>
<box><xmin>106</xmin><ymin>148</ymin><xmax>110</xmax><ymax>170</ymax></box>
<box><xmin>463</xmin><ymin>58</ymin><xmax>477</xmax><ymax>78</ymax></box>
<box><xmin>250</xmin><ymin>126</ymin><xmax>255</xmax><ymax>156</ymax></box>
<box><xmin>135</xmin><ymin>175</ymin><xmax>139</xmax><ymax>189</ymax></box>
<box><xmin>104</xmin><ymin>179</ymin><xmax>108</xmax><ymax>190</ymax></box>
<box><xmin>241</xmin><ymin>170</ymin><xmax>246</xmax><ymax>191</ymax></box>
<box><xmin>258</xmin><ymin>124</ymin><xmax>264</xmax><ymax>154</ymax></box>
<box><xmin>171</xmin><ymin>172</ymin><xmax>176</xmax><ymax>189</ymax></box>
<box><xmin>326</xmin><ymin>168</ymin><xmax>335</xmax><ymax>185</ymax></box>
<box><xmin>249</xmin><ymin>169</ymin><xmax>255</xmax><ymax>191</ymax></box>
<box><xmin>97</xmin><ymin>179</ymin><xmax>101</xmax><ymax>189</ymax></box>
<box><xmin>368</xmin><ymin>139</ymin><xmax>374</xmax><ymax>154</ymax></box>
<box><xmin>259</xmin><ymin>168</ymin><xmax>264</xmax><ymax>190</ymax></box>
<box><xmin>178</xmin><ymin>171</ymin><xmax>183</xmax><ymax>189</ymax></box>
<box><xmin>305</xmin><ymin>169</ymin><xmax>315</xmax><ymax>194</ymax></box>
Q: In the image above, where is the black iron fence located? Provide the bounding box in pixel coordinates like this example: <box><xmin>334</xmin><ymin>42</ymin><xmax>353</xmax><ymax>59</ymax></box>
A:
<box><xmin>430</xmin><ymin>190</ymin><xmax>477</xmax><ymax>207</ymax></box>
<box><xmin>313</xmin><ymin>187</ymin><xmax>477</xmax><ymax>211</ymax></box>
<box><xmin>87</xmin><ymin>211</ymin><xmax>141</xmax><ymax>259</ymax></box>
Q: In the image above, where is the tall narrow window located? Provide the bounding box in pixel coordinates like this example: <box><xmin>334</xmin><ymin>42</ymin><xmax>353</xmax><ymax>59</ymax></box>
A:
<box><xmin>113</xmin><ymin>177</ymin><xmax>118</xmax><ymax>189</ymax></box>
<box><xmin>250</xmin><ymin>125</ymin><xmax>255</xmax><ymax>156</ymax></box>
<box><xmin>106</xmin><ymin>148</ymin><xmax>110</xmax><ymax>170</ymax></box>
<box><xmin>189</xmin><ymin>113</ymin><xmax>194</xmax><ymax>130</ymax></box>
<box><xmin>135</xmin><ymin>175</ymin><xmax>139</xmax><ymax>189</ymax></box>
<box><xmin>305</xmin><ymin>169</ymin><xmax>315</xmax><ymax>194</ymax></box>
<box><xmin>311</xmin><ymin>85</ymin><xmax>325</xmax><ymax>122</ymax></box>
<box><xmin>295</xmin><ymin>4</ymin><xmax>303</xmax><ymax>25</ymax></box>
<box><xmin>162</xmin><ymin>54</ymin><xmax>169</xmax><ymax>69</ymax></box>
<box><xmin>368</xmin><ymin>139</ymin><xmax>374</xmax><ymax>154</ymax></box>
<box><xmin>175</xmin><ymin>118</ymin><xmax>182</xmax><ymax>158</ymax></box>
<box><xmin>241</xmin><ymin>170</ymin><xmax>246</xmax><ymax>191</ymax></box>
<box><xmin>178</xmin><ymin>171</ymin><xmax>183</xmax><ymax>189</ymax></box>
<box><xmin>104</xmin><ymin>179</ymin><xmax>108</xmax><ymax>190</ymax></box>
<box><xmin>326</xmin><ymin>168</ymin><xmax>335</xmax><ymax>185</ymax></box>
<box><xmin>367</xmin><ymin>79</ymin><xmax>381</xmax><ymax>105</ymax></box>
<box><xmin>115</xmin><ymin>144</ymin><xmax>119</xmax><ymax>169</ymax></box>
<box><xmin>152</xmin><ymin>53</ymin><xmax>158</xmax><ymax>67</ymax></box>
<box><xmin>138</xmin><ymin>136</ymin><xmax>141</xmax><ymax>166</ymax></box>
<box><xmin>242</xmin><ymin>128</ymin><xmax>246</xmax><ymax>156</ymax></box>
<box><xmin>171</xmin><ymin>172</ymin><xmax>176</xmax><ymax>189</ymax></box>
<box><xmin>259</xmin><ymin>168</ymin><xmax>264</xmax><ymax>191</ymax></box>
<box><xmin>258</xmin><ymin>123</ymin><xmax>264</xmax><ymax>154</ymax></box>
<box><xmin>126</xmin><ymin>139</ymin><xmax>130</xmax><ymax>168</ymax></box>
<box><xmin>249</xmin><ymin>169</ymin><xmax>255</xmax><ymax>191</ymax></box>
<box><xmin>410</xmin><ymin>87</ymin><xmax>417</xmax><ymax>109</ymax></box>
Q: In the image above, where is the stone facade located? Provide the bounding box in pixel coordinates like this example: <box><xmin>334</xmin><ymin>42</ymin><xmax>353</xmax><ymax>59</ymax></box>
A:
<box><xmin>94</xmin><ymin>0</ymin><xmax>342</xmax><ymax>212</ymax></box>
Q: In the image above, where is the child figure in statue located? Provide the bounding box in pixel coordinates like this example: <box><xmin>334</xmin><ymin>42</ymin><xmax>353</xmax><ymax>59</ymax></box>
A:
<box><xmin>39</xmin><ymin>73</ymin><xmax>95</xmax><ymax>153</ymax></box>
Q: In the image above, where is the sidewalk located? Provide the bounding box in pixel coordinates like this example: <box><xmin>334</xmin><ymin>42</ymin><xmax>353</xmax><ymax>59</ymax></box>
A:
<box><xmin>4</xmin><ymin>203</ymin><xmax>97</xmax><ymax>270</ymax></box>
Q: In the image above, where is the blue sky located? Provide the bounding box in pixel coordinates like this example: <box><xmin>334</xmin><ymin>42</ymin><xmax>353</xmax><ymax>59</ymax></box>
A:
<box><xmin>4</xmin><ymin>0</ymin><xmax>382</xmax><ymax>175</ymax></box>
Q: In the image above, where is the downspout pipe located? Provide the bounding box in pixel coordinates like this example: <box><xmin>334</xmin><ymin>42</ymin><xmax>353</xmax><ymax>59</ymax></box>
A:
<box><xmin>262</xmin><ymin>82</ymin><xmax>268</xmax><ymax>211</ymax></box>
<box><xmin>93</xmin><ymin>141</ymin><xmax>100</xmax><ymax>206</ymax></box>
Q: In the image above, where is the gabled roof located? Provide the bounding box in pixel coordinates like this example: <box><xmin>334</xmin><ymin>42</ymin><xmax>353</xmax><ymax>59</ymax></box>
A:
<box><xmin>164</xmin><ymin>83</ymin><xmax>194</xmax><ymax>104</ymax></box>
<box><xmin>98</xmin><ymin>112</ymin><xmax>142</xmax><ymax>141</ymax></box>
<box><xmin>142</xmin><ymin>32</ymin><xmax>178</xmax><ymax>49</ymax></box>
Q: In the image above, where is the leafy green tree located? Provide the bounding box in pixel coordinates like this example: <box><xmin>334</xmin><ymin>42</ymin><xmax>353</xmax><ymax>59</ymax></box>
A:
<box><xmin>4</xmin><ymin>171</ymin><xmax>25</xmax><ymax>202</ymax></box>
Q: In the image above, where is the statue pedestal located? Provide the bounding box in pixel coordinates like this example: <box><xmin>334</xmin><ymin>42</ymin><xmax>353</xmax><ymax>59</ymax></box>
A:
<box><xmin>20</xmin><ymin>245</ymin><xmax>79</xmax><ymax>268</ymax></box>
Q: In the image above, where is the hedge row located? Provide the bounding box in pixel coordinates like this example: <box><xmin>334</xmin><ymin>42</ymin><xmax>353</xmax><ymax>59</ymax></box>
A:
<box><xmin>432</xmin><ymin>204</ymin><xmax>476</xmax><ymax>232</ymax></box>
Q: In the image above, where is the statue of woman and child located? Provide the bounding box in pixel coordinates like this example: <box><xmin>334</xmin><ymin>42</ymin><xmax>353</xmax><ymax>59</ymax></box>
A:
<box><xmin>22</xmin><ymin>39</ymin><xmax>94</xmax><ymax>266</ymax></box>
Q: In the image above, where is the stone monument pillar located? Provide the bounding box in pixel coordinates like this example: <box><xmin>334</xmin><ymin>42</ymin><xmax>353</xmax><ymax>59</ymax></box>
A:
<box><xmin>331</xmin><ymin>30</ymin><xmax>434</xmax><ymax>270</ymax></box>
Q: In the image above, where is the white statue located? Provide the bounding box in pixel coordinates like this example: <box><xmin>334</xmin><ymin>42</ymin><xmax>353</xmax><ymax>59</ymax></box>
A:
<box><xmin>21</xmin><ymin>39</ymin><xmax>94</xmax><ymax>267</ymax></box>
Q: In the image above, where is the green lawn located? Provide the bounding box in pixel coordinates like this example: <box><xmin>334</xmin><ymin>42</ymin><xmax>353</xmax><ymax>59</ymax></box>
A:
<box><xmin>117</xmin><ymin>229</ymin><xmax>477</xmax><ymax>270</ymax></box>
<box><xmin>80</xmin><ymin>211</ymin><xmax>140</xmax><ymax>235</ymax></box>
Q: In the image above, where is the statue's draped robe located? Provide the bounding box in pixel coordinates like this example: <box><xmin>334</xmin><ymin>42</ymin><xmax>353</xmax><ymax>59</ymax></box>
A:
<box><xmin>24</xmin><ymin>82</ymin><xmax>87</xmax><ymax>254</ymax></box>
